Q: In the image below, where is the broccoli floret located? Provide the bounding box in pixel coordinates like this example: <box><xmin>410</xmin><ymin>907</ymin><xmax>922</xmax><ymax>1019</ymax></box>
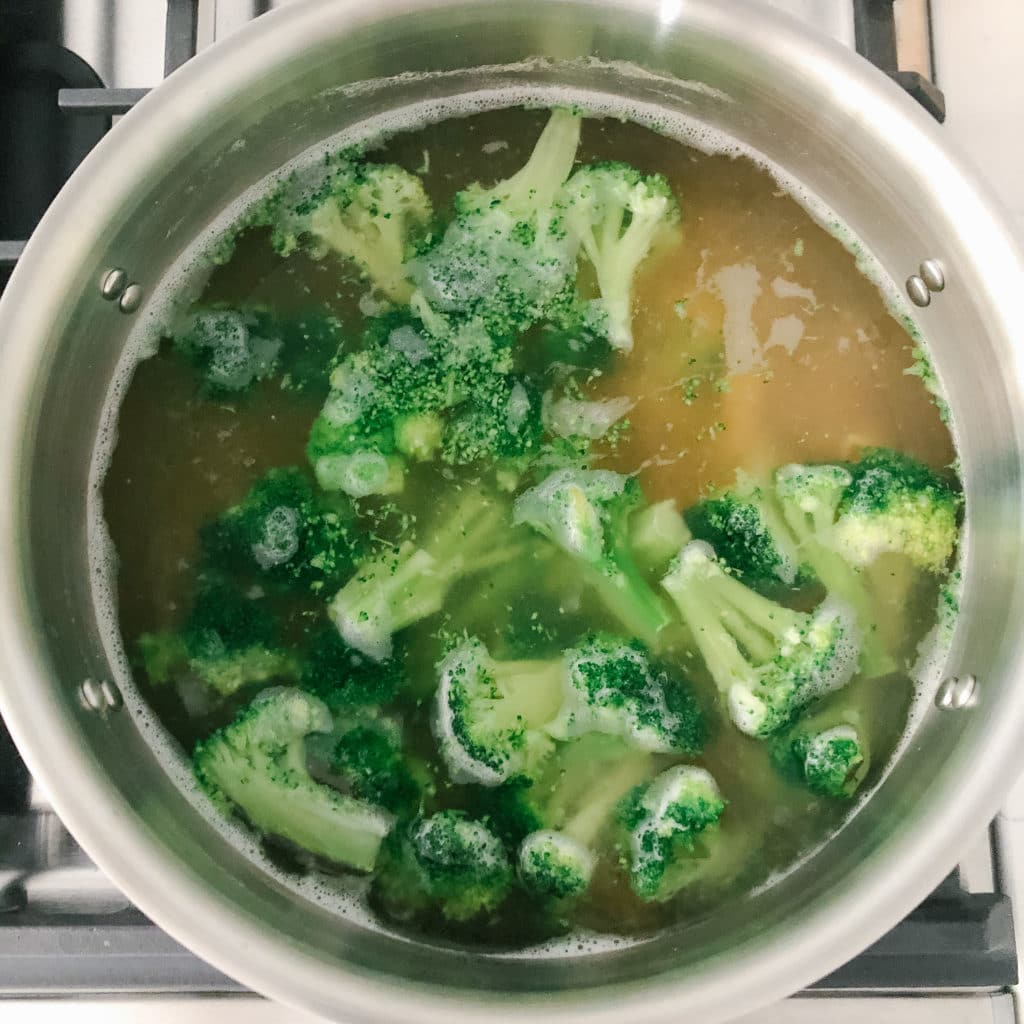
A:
<box><xmin>512</xmin><ymin>468</ymin><xmax>672</xmax><ymax>645</ymax></box>
<box><xmin>773</xmin><ymin>462</ymin><xmax>895</xmax><ymax>678</ymax></box>
<box><xmin>684</xmin><ymin>483</ymin><xmax>801</xmax><ymax>589</ymax></box>
<box><xmin>516</xmin><ymin>734</ymin><xmax>654</xmax><ymax>900</ymax></box>
<box><xmin>546</xmin><ymin>634</ymin><xmax>707</xmax><ymax>754</ymax></box>
<box><xmin>433</xmin><ymin>637</ymin><xmax>564</xmax><ymax>786</ymax></box>
<box><xmin>300</xmin><ymin>624</ymin><xmax>405</xmax><ymax>707</ymax></box>
<box><xmin>276</xmin><ymin>158</ymin><xmax>432</xmax><ymax>302</ymax></box>
<box><xmin>630</xmin><ymin>499</ymin><xmax>691</xmax><ymax>571</ymax></box>
<box><xmin>375</xmin><ymin>810</ymin><xmax>513</xmax><ymax>921</ymax></box>
<box><xmin>323</xmin><ymin>719</ymin><xmax>424</xmax><ymax>815</ymax></box>
<box><xmin>200</xmin><ymin>468</ymin><xmax>360</xmax><ymax>591</ymax></box>
<box><xmin>618</xmin><ymin>765</ymin><xmax>725</xmax><ymax>902</ymax></box>
<box><xmin>772</xmin><ymin>710</ymin><xmax>869</xmax><ymax>798</ymax></box>
<box><xmin>560</xmin><ymin>162</ymin><xmax>681</xmax><ymax>352</ymax></box>
<box><xmin>139</xmin><ymin>575</ymin><xmax>298</xmax><ymax>696</ymax></box>
<box><xmin>328</xmin><ymin>490</ymin><xmax>527</xmax><ymax>661</ymax></box>
<box><xmin>193</xmin><ymin>688</ymin><xmax>393</xmax><ymax>871</ymax></box>
<box><xmin>307</xmin><ymin>312</ymin><xmax>537</xmax><ymax>494</ymax></box>
<box><xmin>171</xmin><ymin>308</ymin><xmax>282</xmax><ymax>393</ymax></box>
<box><xmin>661</xmin><ymin>542</ymin><xmax>860</xmax><ymax>737</ymax></box>
<box><xmin>441</xmin><ymin>377</ymin><xmax>545</xmax><ymax>467</ymax></box>
<box><xmin>410</xmin><ymin>109</ymin><xmax>582</xmax><ymax>336</ymax></box>
<box><xmin>831</xmin><ymin>448</ymin><xmax>959</xmax><ymax>573</ymax></box>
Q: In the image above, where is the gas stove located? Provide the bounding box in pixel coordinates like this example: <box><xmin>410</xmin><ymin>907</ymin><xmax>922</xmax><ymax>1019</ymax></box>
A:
<box><xmin>2</xmin><ymin>2</ymin><xmax>1023</xmax><ymax>1021</ymax></box>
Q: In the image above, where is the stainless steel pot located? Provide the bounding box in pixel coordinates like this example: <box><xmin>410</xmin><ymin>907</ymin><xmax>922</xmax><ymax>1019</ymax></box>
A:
<box><xmin>2</xmin><ymin>1</ymin><xmax>1024</xmax><ymax>1021</ymax></box>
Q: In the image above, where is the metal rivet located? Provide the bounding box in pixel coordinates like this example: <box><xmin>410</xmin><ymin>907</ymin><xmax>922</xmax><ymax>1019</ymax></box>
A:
<box><xmin>99</xmin><ymin>268</ymin><xmax>128</xmax><ymax>301</ymax></box>
<box><xmin>99</xmin><ymin>680</ymin><xmax>123</xmax><ymax>711</ymax></box>
<box><xmin>117</xmin><ymin>283</ymin><xmax>143</xmax><ymax>314</ymax></box>
<box><xmin>919</xmin><ymin>259</ymin><xmax>946</xmax><ymax>293</ymax></box>
<box><xmin>935</xmin><ymin>674</ymin><xmax>977</xmax><ymax>710</ymax></box>
<box><xmin>79</xmin><ymin>678</ymin><xmax>123</xmax><ymax>714</ymax></box>
<box><xmin>79</xmin><ymin>678</ymin><xmax>106</xmax><ymax>711</ymax></box>
<box><xmin>906</xmin><ymin>275</ymin><xmax>931</xmax><ymax>307</ymax></box>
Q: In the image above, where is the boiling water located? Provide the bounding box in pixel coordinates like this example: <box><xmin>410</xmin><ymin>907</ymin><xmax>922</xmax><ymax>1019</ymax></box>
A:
<box><xmin>93</xmin><ymin>98</ymin><xmax>958</xmax><ymax>951</ymax></box>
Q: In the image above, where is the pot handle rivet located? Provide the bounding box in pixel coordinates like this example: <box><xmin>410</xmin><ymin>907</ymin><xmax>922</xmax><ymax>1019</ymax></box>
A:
<box><xmin>906</xmin><ymin>275</ymin><xmax>931</xmax><ymax>307</ymax></box>
<box><xmin>118</xmin><ymin>283</ymin><xmax>143</xmax><ymax>314</ymax></box>
<box><xmin>79</xmin><ymin>678</ymin><xmax>124</xmax><ymax>714</ymax></box>
<box><xmin>99</xmin><ymin>269</ymin><xmax>128</xmax><ymax>301</ymax></box>
<box><xmin>919</xmin><ymin>259</ymin><xmax>945</xmax><ymax>292</ymax></box>
<box><xmin>935</xmin><ymin>674</ymin><xmax>977</xmax><ymax>710</ymax></box>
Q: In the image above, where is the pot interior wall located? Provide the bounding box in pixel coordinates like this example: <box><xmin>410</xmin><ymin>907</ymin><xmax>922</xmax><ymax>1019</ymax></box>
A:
<box><xmin>11</xmin><ymin>0</ymin><xmax>1024</xmax><ymax>1005</ymax></box>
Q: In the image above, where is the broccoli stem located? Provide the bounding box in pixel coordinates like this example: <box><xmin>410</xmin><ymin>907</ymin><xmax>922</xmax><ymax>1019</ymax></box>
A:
<box><xmin>490</xmin><ymin>660</ymin><xmax>567</xmax><ymax>730</ymax></box>
<box><xmin>491</xmin><ymin>109</ymin><xmax>581</xmax><ymax>213</ymax></box>
<box><xmin>661</xmin><ymin>569</ymin><xmax>756</xmax><ymax>693</ymax></box>
<box><xmin>561</xmin><ymin>754</ymin><xmax>654</xmax><ymax>848</ymax></box>
<box><xmin>778</xmin><ymin>493</ymin><xmax>894</xmax><ymax>679</ymax></box>
<box><xmin>586</xmin><ymin>559</ymin><xmax>674</xmax><ymax>648</ymax></box>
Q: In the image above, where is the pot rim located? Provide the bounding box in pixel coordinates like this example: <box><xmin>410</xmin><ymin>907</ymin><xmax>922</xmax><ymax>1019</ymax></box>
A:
<box><xmin>2</xmin><ymin>0</ymin><xmax>1024</xmax><ymax>1021</ymax></box>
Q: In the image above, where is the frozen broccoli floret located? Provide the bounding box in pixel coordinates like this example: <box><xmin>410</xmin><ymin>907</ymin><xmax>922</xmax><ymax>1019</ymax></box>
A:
<box><xmin>410</xmin><ymin>109</ymin><xmax>582</xmax><ymax>336</ymax></box>
<box><xmin>546</xmin><ymin>634</ymin><xmax>707</xmax><ymax>755</ymax></box>
<box><xmin>276</xmin><ymin>157</ymin><xmax>432</xmax><ymax>302</ymax></box>
<box><xmin>684</xmin><ymin>483</ymin><xmax>802</xmax><ymax>589</ymax></box>
<box><xmin>300</xmin><ymin>624</ymin><xmax>406</xmax><ymax>707</ymax></box>
<box><xmin>374</xmin><ymin>810</ymin><xmax>513</xmax><ymax>921</ymax></box>
<box><xmin>441</xmin><ymin>377</ymin><xmax>544</xmax><ymax>467</ymax></box>
<box><xmin>328</xmin><ymin>723</ymin><xmax>423</xmax><ymax>815</ymax></box>
<box><xmin>139</xmin><ymin>575</ymin><xmax>297</xmax><ymax>697</ymax></box>
<box><xmin>307</xmin><ymin>312</ymin><xmax>537</xmax><ymax>494</ymax></box>
<box><xmin>661</xmin><ymin>542</ymin><xmax>860</xmax><ymax>737</ymax></box>
<box><xmin>193</xmin><ymin>688</ymin><xmax>393</xmax><ymax>871</ymax></box>
<box><xmin>773</xmin><ymin>462</ymin><xmax>894</xmax><ymax>677</ymax></box>
<box><xmin>831</xmin><ymin>447</ymin><xmax>959</xmax><ymax>573</ymax></box>
<box><xmin>200</xmin><ymin>468</ymin><xmax>360</xmax><ymax>591</ymax></box>
<box><xmin>512</xmin><ymin>468</ymin><xmax>672</xmax><ymax>646</ymax></box>
<box><xmin>328</xmin><ymin>490</ymin><xmax>527</xmax><ymax>661</ymax></box>
<box><xmin>772</xmin><ymin>711</ymin><xmax>869</xmax><ymax>799</ymax></box>
<box><xmin>171</xmin><ymin>308</ymin><xmax>281</xmax><ymax>393</ymax></box>
<box><xmin>301</xmin><ymin>713</ymin><xmax>426</xmax><ymax>817</ymax></box>
<box><xmin>618</xmin><ymin>765</ymin><xmax>725</xmax><ymax>902</ymax></box>
<box><xmin>516</xmin><ymin>735</ymin><xmax>654</xmax><ymax>900</ymax></box>
<box><xmin>560</xmin><ymin>162</ymin><xmax>681</xmax><ymax>352</ymax></box>
<box><xmin>433</xmin><ymin>637</ymin><xmax>564</xmax><ymax>786</ymax></box>
<box><xmin>630</xmin><ymin>499</ymin><xmax>691</xmax><ymax>571</ymax></box>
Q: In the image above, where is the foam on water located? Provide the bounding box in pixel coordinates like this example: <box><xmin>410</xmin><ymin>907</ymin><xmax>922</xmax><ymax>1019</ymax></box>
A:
<box><xmin>86</xmin><ymin>72</ymin><xmax>961</xmax><ymax>956</ymax></box>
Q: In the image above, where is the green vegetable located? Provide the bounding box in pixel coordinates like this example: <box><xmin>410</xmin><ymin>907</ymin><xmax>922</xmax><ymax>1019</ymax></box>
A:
<box><xmin>139</xmin><ymin>574</ymin><xmax>297</xmax><ymax>697</ymax></box>
<box><xmin>618</xmin><ymin>764</ymin><xmax>725</xmax><ymax>902</ymax></box>
<box><xmin>171</xmin><ymin>309</ymin><xmax>282</xmax><ymax>393</ymax></box>
<box><xmin>772</xmin><ymin>711</ymin><xmax>869</xmax><ymax>798</ymax></box>
<box><xmin>193</xmin><ymin>688</ymin><xmax>392</xmax><ymax>871</ymax></box>
<box><xmin>304</xmin><ymin>715</ymin><xmax>426</xmax><ymax>816</ymax></box>
<box><xmin>560</xmin><ymin>162</ymin><xmax>681</xmax><ymax>352</ymax></box>
<box><xmin>513</xmin><ymin>468</ymin><xmax>673</xmax><ymax>646</ymax></box>
<box><xmin>328</xmin><ymin>489</ymin><xmax>527</xmax><ymax>661</ymax></box>
<box><xmin>411</xmin><ymin>109</ymin><xmax>582</xmax><ymax>337</ymax></box>
<box><xmin>433</xmin><ymin>637</ymin><xmax>564</xmax><ymax>786</ymax></box>
<box><xmin>661</xmin><ymin>542</ymin><xmax>860</xmax><ymax>737</ymax></box>
<box><xmin>831</xmin><ymin>447</ymin><xmax>959</xmax><ymax>573</ymax></box>
<box><xmin>546</xmin><ymin>633</ymin><xmax>707</xmax><ymax>754</ymax></box>
<box><xmin>200</xmin><ymin>468</ymin><xmax>360</xmax><ymax>591</ymax></box>
<box><xmin>630</xmin><ymin>499</ymin><xmax>691</xmax><ymax>571</ymax></box>
<box><xmin>300</xmin><ymin>625</ymin><xmax>406</xmax><ymax>707</ymax></box>
<box><xmin>275</xmin><ymin>158</ymin><xmax>433</xmax><ymax>302</ymax></box>
<box><xmin>517</xmin><ymin>735</ymin><xmax>654</xmax><ymax>900</ymax></box>
<box><xmin>375</xmin><ymin>810</ymin><xmax>513</xmax><ymax>921</ymax></box>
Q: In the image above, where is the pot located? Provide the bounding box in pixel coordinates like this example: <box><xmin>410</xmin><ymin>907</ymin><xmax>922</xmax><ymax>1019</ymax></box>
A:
<box><xmin>2</xmin><ymin>0</ymin><xmax>1024</xmax><ymax>1021</ymax></box>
